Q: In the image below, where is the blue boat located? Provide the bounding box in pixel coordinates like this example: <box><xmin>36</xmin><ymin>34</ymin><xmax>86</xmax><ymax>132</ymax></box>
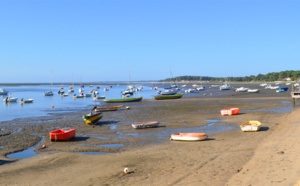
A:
<box><xmin>276</xmin><ymin>87</ymin><xmax>288</xmax><ymax>92</ymax></box>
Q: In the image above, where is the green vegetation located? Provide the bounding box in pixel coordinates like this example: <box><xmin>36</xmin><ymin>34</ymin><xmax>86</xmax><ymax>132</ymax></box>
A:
<box><xmin>162</xmin><ymin>70</ymin><xmax>300</xmax><ymax>82</ymax></box>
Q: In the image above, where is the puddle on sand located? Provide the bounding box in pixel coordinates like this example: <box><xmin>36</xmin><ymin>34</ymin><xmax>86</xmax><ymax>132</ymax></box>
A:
<box><xmin>6</xmin><ymin>137</ymin><xmax>44</xmax><ymax>159</ymax></box>
<box><xmin>0</xmin><ymin>146</ymin><xmax>4</xmax><ymax>148</ymax></box>
<box><xmin>110</xmin><ymin>125</ymin><xmax>117</xmax><ymax>130</ymax></box>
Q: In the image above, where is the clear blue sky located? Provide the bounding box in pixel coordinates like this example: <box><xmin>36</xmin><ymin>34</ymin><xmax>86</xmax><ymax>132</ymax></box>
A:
<box><xmin>0</xmin><ymin>0</ymin><xmax>299</xmax><ymax>83</ymax></box>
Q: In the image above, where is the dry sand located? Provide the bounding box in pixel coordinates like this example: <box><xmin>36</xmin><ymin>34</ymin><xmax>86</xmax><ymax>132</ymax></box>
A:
<box><xmin>0</xmin><ymin>96</ymin><xmax>299</xmax><ymax>186</ymax></box>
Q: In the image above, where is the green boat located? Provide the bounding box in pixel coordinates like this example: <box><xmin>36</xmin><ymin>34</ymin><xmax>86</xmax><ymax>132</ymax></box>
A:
<box><xmin>154</xmin><ymin>93</ymin><xmax>183</xmax><ymax>100</ymax></box>
<box><xmin>103</xmin><ymin>96</ymin><xmax>143</xmax><ymax>103</ymax></box>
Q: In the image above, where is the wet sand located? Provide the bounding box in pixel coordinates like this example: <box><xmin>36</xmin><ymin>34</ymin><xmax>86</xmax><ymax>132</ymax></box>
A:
<box><xmin>0</xmin><ymin>88</ymin><xmax>299</xmax><ymax>185</ymax></box>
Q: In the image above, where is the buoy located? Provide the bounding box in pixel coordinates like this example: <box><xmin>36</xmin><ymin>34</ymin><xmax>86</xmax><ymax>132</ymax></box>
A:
<box><xmin>42</xmin><ymin>145</ymin><xmax>46</xmax><ymax>148</ymax></box>
<box><xmin>126</xmin><ymin>106</ymin><xmax>130</xmax><ymax>110</ymax></box>
<box><xmin>124</xmin><ymin>167</ymin><xmax>129</xmax><ymax>174</ymax></box>
<box><xmin>52</xmin><ymin>105</ymin><xmax>54</xmax><ymax>108</ymax></box>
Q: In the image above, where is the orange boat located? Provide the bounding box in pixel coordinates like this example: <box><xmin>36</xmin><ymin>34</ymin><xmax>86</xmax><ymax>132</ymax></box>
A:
<box><xmin>49</xmin><ymin>129</ymin><xmax>76</xmax><ymax>141</ymax></box>
<box><xmin>220</xmin><ymin>108</ymin><xmax>240</xmax><ymax>116</ymax></box>
<box><xmin>170</xmin><ymin>133</ymin><xmax>207</xmax><ymax>141</ymax></box>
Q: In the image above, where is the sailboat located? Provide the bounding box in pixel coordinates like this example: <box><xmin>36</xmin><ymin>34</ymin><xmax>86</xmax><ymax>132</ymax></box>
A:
<box><xmin>44</xmin><ymin>72</ymin><xmax>54</xmax><ymax>96</ymax></box>
<box><xmin>160</xmin><ymin>67</ymin><xmax>180</xmax><ymax>95</ymax></box>
<box><xmin>121</xmin><ymin>69</ymin><xmax>135</xmax><ymax>96</ymax></box>
<box><xmin>68</xmin><ymin>73</ymin><xmax>75</xmax><ymax>93</ymax></box>
<box><xmin>220</xmin><ymin>78</ymin><xmax>231</xmax><ymax>90</ymax></box>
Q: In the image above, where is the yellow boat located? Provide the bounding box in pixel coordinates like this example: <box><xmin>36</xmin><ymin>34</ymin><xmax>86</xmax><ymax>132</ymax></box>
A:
<box><xmin>83</xmin><ymin>112</ymin><xmax>103</xmax><ymax>124</ymax></box>
<box><xmin>240</xmin><ymin>121</ymin><xmax>261</xmax><ymax>132</ymax></box>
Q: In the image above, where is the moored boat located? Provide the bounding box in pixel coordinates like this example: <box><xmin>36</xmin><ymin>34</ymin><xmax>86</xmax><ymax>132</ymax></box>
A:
<box><xmin>235</xmin><ymin>87</ymin><xmax>249</xmax><ymax>92</ymax></box>
<box><xmin>103</xmin><ymin>96</ymin><xmax>143</xmax><ymax>103</ymax></box>
<box><xmin>154</xmin><ymin>93</ymin><xmax>183</xmax><ymax>100</ymax></box>
<box><xmin>94</xmin><ymin>105</ymin><xmax>124</xmax><ymax>112</ymax></box>
<box><xmin>132</xmin><ymin>121</ymin><xmax>159</xmax><ymax>129</ymax></box>
<box><xmin>93</xmin><ymin>95</ymin><xmax>106</xmax><ymax>100</ymax></box>
<box><xmin>240</xmin><ymin>121</ymin><xmax>261</xmax><ymax>132</ymax></box>
<box><xmin>3</xmin><ymin>97</ymin><xmax>18</xmax><ymax>103</ymax></box>
<box><xmin>220</xmin><ymin>108</ymin><xmax>240</xmax><ymax>116</ymax></box>
<box><xmin>170</xmin><ymin>133</ymin><xmax>207</xmax><ymax>141</ymax></box>
<box><xmin>0</xmin><ymin>88</ymin><xmax>9</xmax><ymax>95</ymax></box>
<box><xmin>49</xmin><ymin>128</ymin><xmax>76</xmax><ymax>141</ymax></box>
<box><xmin>83</xmin><ymin>112</ymin><xmax>103</xmax><ymax>124</ymax></box>
<box><xmin>276</xmin><ymin>87</ymin><xmax>288</xmax><ymax>92</ymax></box>
<box><xmin>247</xmin><ymin>89</ymin><xmax>260</xmax><ymax>93</ymax></box>
<box><xmin>19</xmin><ymin>98</ymin><xmax>34</xmax><ymax>104</ymax></box>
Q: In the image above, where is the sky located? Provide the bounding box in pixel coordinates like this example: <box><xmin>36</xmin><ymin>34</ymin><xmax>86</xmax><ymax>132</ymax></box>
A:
<box><xmin>0</xmin><ymin>0</ymin><xmax>299</xmax><ymax>83</ymax></box>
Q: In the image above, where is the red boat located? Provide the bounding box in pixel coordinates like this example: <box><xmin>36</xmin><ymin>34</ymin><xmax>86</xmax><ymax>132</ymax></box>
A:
<box><xmin>220</xmin><ymin>108</ymin><xmax>240</xmax><ymax>116</ymax></box>
<box><xmin>49</xmin><ymin>129</ymin><xmax>76</xmax><ymax>141</ymax></box>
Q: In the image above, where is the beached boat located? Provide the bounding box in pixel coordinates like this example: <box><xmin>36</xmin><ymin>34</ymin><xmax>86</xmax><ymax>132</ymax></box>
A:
<box><xmin>220</xmin><ymin>80</ymin><xmax>231</xmax><ymax>90</ymax></box>
<box><xmin>132</xmin><ymin>121</ymin><xmax>159</xmax><ymax>129</ymax></box>
<box><xmin>3</xmin><ymin>97</ymin><xmax>18</xmax><ymax>103</ymax></box>
<box><xmin>220</xmin><ymin>108</ymin><xmax>240</xmax><ymax>116</ymax></box>
<box><xmin>240</xmin><ymin>121</ymin><xmax>261</xmax><ymax>132</ymax></box>
<box><xmin>170</xmin><ymin>133</ymin><xmax>207</xmax><ymax>141</ymax></box>
<box><xmin>247</xmin><ymin>89</ymin><xmax>260</xmax><ymax>93</ymax></box>
<box><xmin>0</xmin><ymin>88</ymin><xmax>9</xmax><ymax>95</ymax></box>
<box><xmin>19</xmin><ymin>99</ymin><xmax>34</xmax><ymax>104</ymax></box>
<box><xmin>94</xmin><ymin>105</ymin><xmax>123</xmax><ymax>112</ymax></box>
<box><xmin>235</xmin><ymin>87</ymin><xmax>249</xmax><ymax>92</ymax></box>
<box><xmin>154</xmin><ymin>93</ymin><xmax>183</xmax><ymax>100</ymax></box>
<box><xmin>103</xmin><ymin>96</ymin><xmax>143</xmax><ymax>103</ymax></box>
<box><xmin>83</xmin><ymin>112</ymin><xmax>103</xmax><ymax>124</ymax></box>
<box><xmin>276</xmin><ymin>87</ymin><xmax>288</xmax><ymax>92</ymax></box>
<box><xmin>49</xmin><ymin>128</ymin><xmax>76</xmax><ymax>141</ymax></box>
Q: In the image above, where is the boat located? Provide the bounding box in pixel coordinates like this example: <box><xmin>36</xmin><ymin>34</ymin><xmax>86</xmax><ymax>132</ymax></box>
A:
<box><xmin>235</xmin><ymin>87</ymin><xmax>249</xmax><ymax>92</ymax></box>
<box><xmin>220</xmin><ymin>79</ymin><xmax>231</xmax><ymax>90</ymax></box>
<box><xmin>93</xmin><ymin>105</ymin><xmax>123</xmax><ymax>112</ymax></box>
<box><xmin>73</xmin><ymin>94</ymin><xmax>84</xmax><ymax>98</ymax></box>
<box><xmin>83</xmin><ymin>112</ymin><xmax>103</xmax><ymax>124</ymax></box>
<box><xmin>240</xmin><ymin>121</ymin><xmax>261</xmax><ymax>132</ymax></box>
<box><xmin>93</xmin><ymin>95</ymin><xmax>106</xmax><ymax>100</ymax></box>
<box><xmin>0</xmin><ymin>88</ymin><xmax>9</xmax><ymax>95</ymax></box>
<box><xmin>247</xmin><ymin>89</ymin><xmax>260</xmax><ymax>93</ymax></box>
<box><xmin>276</xmin><ymin>87</ymin><xmax>288</xmax><ymax>92</ymax></box>
<box><xmin>159</xmin><ymin>88</ymin><xmax>180</xmax><ymax>95</ymax></box>
<box><xmin>103</xmin><ymin>96</ymin><xmax>143</xmax><ymax>103</ymax></box>
<box><xmin>19</xmin><ymin>98</ymin><xmax>34</xmax><ymax>104</ymax></box>
<box><xmin>84</xmin><ymin>93</ymin><xmax>92</xmax><ymax>97</ymax></box>
<box><xmin>44</xmin><ymin>72</ymin><xmax>54</xmax><ymax>96</ymax></box>
<box><xmin>220</xmin><ymin>108</ymin><xmax>240</xmax><ymax>116</ymax></box>
<box><xmin>154</xmin><ymin>93</ymin><xmax>183</xmax><ymax>100</ymax></box>
<box><xmin>132</xmin><ymin>121</ymin><xmax>159</xmax><ymax>129</ymax></box>
<box><xmin>49</xmin><ymin>128</ymin><xmax>76</xmax><ymax>141</ymax></box>
<box><xmin>170</xmin><ymin>133</ymin><xmax>207</xmax><ymax>141</ymax></box>
<box><xmin>3</xmin><ymin>96</ymin><xmax>18</xmax><ymax>103</ymax></box>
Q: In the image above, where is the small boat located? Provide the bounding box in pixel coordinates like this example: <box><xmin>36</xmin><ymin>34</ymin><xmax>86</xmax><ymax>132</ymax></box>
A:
<box><xmin>19</xmin><ymin>98</ymin><xmax>34</xmax><ymax>104</ymax></box>
<box><xmin>60</xmin><ymin>93</ymin><xmax>69</xmax><ymax>97</ymax></box>
<box><xmin>159</xmin><ymin>88</ymin><xmax>180</xmax><ymax>95</ymax></box>
<box><xmin>94</xmin><ymin>105</ymin><xmax>123</xmax><ymax>112</ymax></box>
<box><xmin>220</xmin><ymin>80</ymin><xmax>231</xmax><ymax>90</ymax></box>
<box><xmin>83</xmin><ymin>112</ymin><xmax>103</xmax><ymax>124</ymax></box>
<box><xmin>132</xmin><ymin>121</ymin><xmax>159</xmax><ymax>129</ymax></box>
<box><xmin>49</xmin><ymin>128</ymin><xmax>76</xmax><ymax>141</ymax></box>
<box><xmin>103</xmin><ymin>96</ymin><xmax>143</xmax><ymax>103</ymax></box>
<box><xmin>220</xmin><ymin>108</ymin><xmax>240</xmax><ymax>116</ymax></box>
<box><xmin>84</xmin><ymin>93</ymin><xmax>92</xmax><ymax>97</ymax></box>
<box><xmin>44</xmin><ymin>91</ymin><xmax>54</xmax><ymax>96</ymax></box>
<box><xmin>3</xmin><ymin>97</ymin><xmax>18</xmax><ymax>103</ymax></box>
<box><xmin>73</xmin><ymin>94</ymin><xmax>84</xmax><ymax>98</ymax></box>
<box><xmin>235</xmin><ymin>87</ymin><xmax>249</xmax><ymax>92</ymax></box>
<box><xmin>170</xmin><ymin>133</ymin><xmax>207</xmax><ymax>141</ymax></box>
<box><xmin>0</xmin><ymin>88</ymin><xmax>9</xmax><ymax>95</ymax></box>
<box><xmin>247</xmin><ymin>89</ymin><xmax>260</xmax><ymax>93</ymax></box>
<box><xmin>154</xmin><ymin>93</ymin><xmax>183</xmax><ymax>100</ymax></box>
<box><xmin>93</xmin><ymin>95</ymin><xmax>106</xmax><ymax>100</ymax></box>
<box><xmin>240</xmin><ymin>121</ymin><xmax>261</xmax><ymax>132</ymax></box>
<box><xmin>276</xmin><ymin>87</ymin><xmax>288</xmax><ymax>92</ymax></box>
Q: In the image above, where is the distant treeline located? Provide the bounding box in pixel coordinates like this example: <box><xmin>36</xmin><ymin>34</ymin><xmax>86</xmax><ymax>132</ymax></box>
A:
<box><xmin>162</xmin><ymin>70</ymin><xmax>300</xmax><ymax>82</ymax></box>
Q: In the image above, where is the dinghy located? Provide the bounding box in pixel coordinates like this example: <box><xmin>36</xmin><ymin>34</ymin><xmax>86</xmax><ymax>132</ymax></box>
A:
<box><xmin>240</xmin><ymin>121</ymin><xmax>261</xmax><ymax>132</ymax></box>
<box><xmin>83</xmin><ymin>112</ymin><xmax>103</xmax><ymax>124</ymax></box>
<box><xmin>132</xmin><ymin>121</ymin><xmax>159</xmax><ymax>129</ymax></box>
<box><xmin>170</xmin><ymin>133</ymin><xmax>207</xmax><ymax>141</ymax></box>
<box><xmin>220</xmin><ymin>108</ymin><xmax>240</xmax><ymax>116</ymax></box>
<box><xmin>49</xmin><ymin>129</ymin><xmax>76</xmax><ymax>141</ymax></box>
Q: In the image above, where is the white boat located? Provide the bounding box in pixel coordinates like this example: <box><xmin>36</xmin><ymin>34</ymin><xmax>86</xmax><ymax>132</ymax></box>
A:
<box><xmin>19</xmin><ymin>99</ymin><xmax>34</xmax><ymax>104</ymax></box>
<box><xmin>220</xmin><ymin>83</ymin><xmax>231</xmax><ymax>90</ymax></box>
<box><xmin>235</xmin><ymin>87</ymin><xmax>249</xmax><ymax>92</ymax></box>
<box><xmin>185</xmin><ymin>89</ymin><xmax>198</xmax><ymax>93</ymax></box>
<box><xmin>159</xmin><ymin>88</ymin><xmax>180</xmax><ymax>95</ymax></box>
<box><xmin>3</xmin><ymin>97</ymin><xmax>18</xmax><ymax>103</ymax></box>
<box><xmin>196</xmin><ymin>86</ymin><xmax>205</xmax><ymax>91</ymax></box>
<box><xmin>240</xmin><ymin>121</ymin><xmax>261</xmax><ymax>132</ymax></box>
<box><xmin>44</xmin><ymin>91</ymin><xmax>54</xmax><ymax>96</ymax></box>
<box><xmin>104</xmin><ymin>87</ymin><xmax>109</xmax><ymax>91</ymax></box>
<box><xmin>93</xmin><ymin>95</ymin><xmax>106</xmax><ymax>100</ymax></box>
<box><xmin>247</xmin><ymin>89</ymin><xmax>260</xmax><ymax>93</ymax></box>
<box><xmin>73</xmin><ymin>94</ymin><xmax>84</xmax><ymax>98</ymax></box>
<box><xmin>84</xmin><ymin>93</ymin><xmax>92</xmax><ymax>97</ymax></box>
<box><xmin>170</xmin><ymin>133</ymin><xmax>208</xmax><ymax>141</ymax></box>
<box><xmin>259</xmin><ymin>83</ymin><xmax>267</xmax><ymax>87</ymax></box>
<box><xmin>68</xmin><ymin>87</ymin><xmax>75</xmax><ymax>93</ymax></box>
<box><xmin>79</xmin><ymin>88</ymin><xmax>84</xmax><ymax>93</ymax></box>
<box><xmin>0</xmin><ymin>88</ymin><xmax>9</xmax><ymax>95</ymax></box>
<box><xmin>182</xmin><ymin>85</ymin><xmax>187</xmax><ymax>87</ymax></box>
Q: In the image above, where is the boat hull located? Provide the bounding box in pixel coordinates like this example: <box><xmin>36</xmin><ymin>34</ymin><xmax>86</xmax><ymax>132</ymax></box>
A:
<box><xmin>103</xmin><ymin>97</ymin><xmax>143</xmax><ymax>103</ymax></box>
<box><xmin>83</xmin><ymin>113</ymin><xmax>103</xmax><ymax>124</ymax></box>
<box><xmin>154</xmin><ymin>93</ymin><xmax>183</xmax><ymax>100</ymax></box>
<box><xmin>171</xmin><ymin>133</ymin><xmax>207</xmax><ymax>141</ymax></box>
<box><xmin>132</xmin><ymin>121</ymin><xmax>159</xmax><ymax>129</ymax></box>
<box><xmin>240</xmin><ymin>121</ymin><xmax>261</xmax><ymax>132</ymax></box>
<box><xmin>220</xmin><ymin>108</ymin><xmax>239</xmax><ymax>116</ymax></box>
<box><xmin>49</xmin><ymin>129</ymin><xmax>76</xmax><ymax>141</ymax></box>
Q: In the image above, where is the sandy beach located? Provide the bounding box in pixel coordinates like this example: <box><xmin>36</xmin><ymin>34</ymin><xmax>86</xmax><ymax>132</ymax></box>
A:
<box><xmin>0</xmin><ymin>90</ymin><xmax>299</xmax><ymax>185</ymax></box>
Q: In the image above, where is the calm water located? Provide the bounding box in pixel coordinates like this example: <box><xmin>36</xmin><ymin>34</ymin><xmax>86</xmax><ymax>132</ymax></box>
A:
<box><xmin>0</xmin><ymin>84</ymin><xmax>158</xmax><ymax>122</ymax></box>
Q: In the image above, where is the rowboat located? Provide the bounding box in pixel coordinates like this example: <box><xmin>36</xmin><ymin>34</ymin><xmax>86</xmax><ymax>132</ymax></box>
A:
<box><xmin>220</xmin><ymin>108</ymin><xmax>240</xmax><ymax>116</ymax></box>
<box><xmin>94</xmin><ymin>105</ymin><xmax>124</xmax><ymax>112</ymax></box>
<box><xmin>170</xmin><ymin>133</ymin><xmax>207</xmax><ymax>141</ymax></box>
<box><xmin>235</xmin><ymin>87</ymin><xmax>249</xmax><ymax>92</ymax></box>
<box><xmin>132</xmin><ymin>121</ymin><xmax>159</xmax><ymax>129</ymax></box>
<box><xmin>103</xmin><ymin>96</ymin><xmax>143</xmax><ymax>103</ymax></box>
<box><xmin>83</xmin><ymin>112</ymin><xmax>103</xmax><ymax>124</ymax></box>
<box><xmin>93</xmin><ymin>96</ymin><xmax>106</xmax><ymax>100</ymax></box>
<box><xmin>240</xmin><ymin>121</ymin><xmax>261</xmax><ymax>132</ymax></box>
<box><xmin>154</xmin><ymin>93</ymin><xmax>183</xmax><ymax>100</ymax></box>
<box><xmin>247</xmin><ymin>89</ymin><xmax>260</xmax><ymax>93</ymax></box>
<box><xmin>49</xmin><ymin>129</ymin><xmax>76</xmax><ymax>141</ymax></box>
<box><xmin>19</xmin><ymin>99</ymin><xmax>34</xmax><ymax>104</ymax></box>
